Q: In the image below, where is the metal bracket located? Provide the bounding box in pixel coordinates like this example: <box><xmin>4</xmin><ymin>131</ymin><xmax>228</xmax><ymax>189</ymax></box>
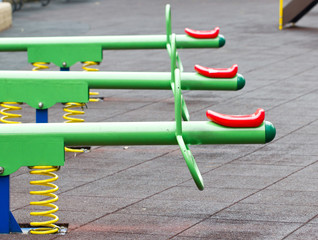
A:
<box><xmin>28</xmin><ymin>45</ymin><xmax>102</xmax><ymax>68</ymax></box>
<box><xmin>168</xmin><ymin>30</ymin><xmax>204</xmax><ymax>190</ymax></box>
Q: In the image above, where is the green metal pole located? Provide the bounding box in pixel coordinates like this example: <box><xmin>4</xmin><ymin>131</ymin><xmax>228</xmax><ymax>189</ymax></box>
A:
<box><xmin>0</xmin><ymin>35</ymin><xmax>225</xmax><ymax>67</ymax></box>
<box><xmin>0</xmin><ymin>121</ymin><xmax>276</xmax><ymax>183</ymax></box>
<box><xmin>0</xmin><ymin>35</ymin><xmax>225</xmax><ymax>51</ymax></box>
<box><xmin>0</xmin><ymin>70</ymin><xmax>245</xmax><ymax>109</ymax></box>
<box><xmin>0</xmin><ymin>121</ymin><xmax>276</xmax><ymax>146</ymax></box>
<box><xmin>0</xmin><ymin>121</ymin><xmax>276</xmax><ymax>176</ymax></box>
<box><xmin>0</xmin><ymin>71</ymin><xmax>245</xmax><ymax>91</ymax></box>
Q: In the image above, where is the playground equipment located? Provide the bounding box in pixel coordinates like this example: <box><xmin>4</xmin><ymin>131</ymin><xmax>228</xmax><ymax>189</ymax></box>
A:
<box><xmin>0</xmin><ymin>25</ymin><xmax>224</xmax><ymax>69</ymax></box>
<box><xmin>0</xmin><ymin>4</ymin><xmax>276</xmax><ymax>235</ymax></box>
<box><xmin>0</xmin><ymin>3</ymin><xmax>226</xmax><ymax>135</ymax></box>
<box><xmin>0</xmin><ymin>70</ymin><xmax>244</xmax><ymax>110</ymax></box>
<box><xmin>279</xmin><ymin>0</ymin><xmax>318</xmax><ymax>29</ymax></box>
<box><xmin>0</xmin><ymin>78</ymin><xmax>276</xmax><ymax>234</ymax></box>
<box><xmin>0</xmin><ymin>3</ymin><xmax>225</xmax><ymax>151</ymax></box>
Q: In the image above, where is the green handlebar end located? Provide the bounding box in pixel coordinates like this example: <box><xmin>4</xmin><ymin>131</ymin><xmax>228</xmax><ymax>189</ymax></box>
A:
<box><xmin>219</xmin><ymin>35</ymin><xmax>226</xmax><ymax>47</ymax></box>
<box><xmin>265</xmin><ymin>121</ymin><xmax>276</xmax><ymax>143</ymax></box>
<box><xmin>237</xmin><ymin>74</ymin><xmax>245</xmax><ymax>90</ymax></box>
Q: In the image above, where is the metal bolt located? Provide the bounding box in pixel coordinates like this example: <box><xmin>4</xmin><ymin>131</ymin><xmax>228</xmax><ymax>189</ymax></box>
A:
<box><xmin>0</xmin><ymin>167</ymin><xmax>4</xmax><ymax>174</ymax></box>
<box><xmin>62</xmin><ymin>62</ymin><xmax>67</xmax><ymax>67</ymax></box>
<box><xmin>38</xmin><ymin>102</ymin><xmax>43</xmax><ymax>108</ymax></box>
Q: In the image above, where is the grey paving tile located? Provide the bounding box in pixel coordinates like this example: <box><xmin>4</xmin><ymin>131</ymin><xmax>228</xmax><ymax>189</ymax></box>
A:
<box><xmin>183</xmin><ymin>144</ymin><xmax>261</xmax><ymax>165</ymax></box>
<box><xmin>308</xmin><ymin>216</ymin><xmax>318</xmax><ymax>224</ymax></box>
<box><xmin>56</xmin><ymin>195</ymin><xmax>133</xmax><ymax>213</ymax></box>
<box><xmin>54</xmin><ymin>231</ymin><xmax>168</xmax><ymax>240</ymax></box>
<box><xmin>284</xmin><ymin>223</ymin><xmax>318</xmax><ymax>240</ymax></box>
<box><xmin>204</xmin><ymin>163</ymin><xmax>298</xmax><ymax>178</ymax></box>
<box><xmin>177</xmin><ymin>219</ymin><xmax>300</xmax><ymax>240</ymax></box>
<box><xmin>73</xmin><ymin>213</ymin><xmax>201</xmax><ymax>237</ymax></box>
<box><xmin>235</xmin><ymin>152</ymin><xmax>317</xmax><ymax>167</ymax></box>
<box><xmin>11</xmin><ymin>193</ymin><xmax>30</xmax><ymax>210</ymax></box>
<box><xmin>118</xmin><ymin>198</ymin><xmax>227</xmax><ymax>219</ymax></box>
<box><xmin>182</xmin><ymin>174</ymin><xmax>278</xmax><ymax>190</ymax></box>
<box><xmin>12</xmin><ymin>208</ymin><xmax>107</xmax><ymax>232</ymax></box>
<box><xmin>241</xmin><ymin>189</ymin><xmax>318</xmax><ymax>207</ymax></box>
<box><xmin>146</xmin><ymin>186</ymin><xmax>256</xmax><ymax>204</ymax></box>
<box><xmin>268</xmin><ymin>175</ymin><xmax>318</xmax><ymax>192</ymax></box>
<box><xmin>213</xmin><ymin>202</ymin><xmax>317</xmax><ymax>223</ymax></box>
<box><xmin>0</xmin><ymin>233</ymin><xmax>57</xmax><ymax>240</ymax></box>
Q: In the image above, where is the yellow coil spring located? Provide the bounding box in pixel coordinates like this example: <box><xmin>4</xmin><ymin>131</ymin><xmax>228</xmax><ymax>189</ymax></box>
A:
<box><xmin>82</xmin><ymin>61</ymin><xmax>100</xmax><ymax>102</ymax></box>
<box><xmin>0</xmin><ymin>102</ymin><xmax>22</xmax><ymax>124</ymax></box>
<box><xmin>63</xmin><ymin>102</ymin><xmax>86</xmax><ymax>153</ymax></box>
<box><xmin>29</xmin><ymin>166</ymin><xmax>60</xmax><ymax>234</ymax></box>
<box><xmin>32</xmin><ymin>62</ymin><xmax>50</xmax><ymax>71</ymax></box>
<box><xmin>30</xmin><ymin>62</ymin><xmax>60</xmax><ymax>234</ymax></box>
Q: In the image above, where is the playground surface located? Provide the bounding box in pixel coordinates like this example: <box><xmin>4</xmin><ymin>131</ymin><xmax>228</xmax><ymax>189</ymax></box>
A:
<box><xmin>1</xmin><ymin>0</ymin><xmax>318</xmax><ymax>239</ymax></box>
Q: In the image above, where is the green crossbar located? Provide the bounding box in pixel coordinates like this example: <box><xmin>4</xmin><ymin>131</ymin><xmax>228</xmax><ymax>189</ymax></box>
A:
<box><xmin>0</xmin><ymin>4</ymin><xmax>225</xmax><ymax>68</ymax></box>
<box><xmin>0</xmin><ymin>120</ymin><xmax>276</xmax><ymax>178</ymax></box>
<box><xmin>0</xmin><ymin>71</ymin><xmax>244</xmax><ymax>109</ymax></box>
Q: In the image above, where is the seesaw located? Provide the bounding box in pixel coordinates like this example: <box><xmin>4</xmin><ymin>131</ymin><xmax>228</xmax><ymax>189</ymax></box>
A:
<box><xmin>0</xmin><ymin>5</ymin><xmax>224</xmax><ymax>68</ymax></box>
<box><xmin>0</xmin><ymin>65</ymin><xmax>276</xmax><ymax>234</ymax></box>
<box><xmin>0</xmin><ymin>3</ymin><xmax>275</xmax><ymax>235</ymax></box>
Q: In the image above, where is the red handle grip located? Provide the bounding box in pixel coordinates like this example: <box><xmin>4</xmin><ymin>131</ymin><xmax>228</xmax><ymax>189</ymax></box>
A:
<box><xmin>206</xmin><ymin>108</ymin><xmax>265</xmax><ymax>128</ymax></box>
<box><xmin>195</xmin><ymin>64</ymin><xmax>238</xmax><ymax>78</ymax></box>
<box><xmin>184</xmin><ymin>27</ymin><xmax>220</xmax><ymax>39</ymax></box>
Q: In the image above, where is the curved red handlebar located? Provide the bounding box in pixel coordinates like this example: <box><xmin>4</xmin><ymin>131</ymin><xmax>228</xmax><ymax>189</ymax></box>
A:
<box><xmin>206</xmin><ymin>108</ymin><xmax>265</xmax><ymax>128</ymax></box>
<box><xmin>184</xmin><ymin>27</ymin><xmax>220</xmax><ymax>39</ymax></box>
<box><xmin>194</xmin><ymin>64</ymin><xmax>238</xmax><ymax>78</ymax></box>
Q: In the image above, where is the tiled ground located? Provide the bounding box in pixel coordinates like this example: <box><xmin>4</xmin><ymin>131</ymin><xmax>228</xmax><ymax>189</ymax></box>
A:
<box><xmin>1</xmin><ymin>0</ymin><xmax>318</xmax><ymax>239</ymax></box>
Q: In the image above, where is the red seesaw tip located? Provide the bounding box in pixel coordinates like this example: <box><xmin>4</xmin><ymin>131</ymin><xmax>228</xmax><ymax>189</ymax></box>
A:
<box><xmin>185</xmin><ymin>27</ymin><xmax>220</xmax><ymax>39</ymax></box>
<box><xmin>206</xmin><ymin>108</ymin><xmax>265</xmax><ymax>128</ymax></box>
<box><xmin>194</xmin><ymin>64</ymin><xmax>238</xmax><ymax>78</ymax></box>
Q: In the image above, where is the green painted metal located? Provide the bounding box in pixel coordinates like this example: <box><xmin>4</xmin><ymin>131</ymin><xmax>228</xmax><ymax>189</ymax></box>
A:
<box><xmin>0</xmin><ymin>28</ymin><xmax>224</xmax><ymax>68</ymax></box>
<box><xmin>28</xmin><ymin>45</ymin><xmax>102</xmax><ymax>69</ymax></box>
<box><xmin>0</xmin><ymin>134</ymin><xmax>64</xmax><ymax>177</ymax></box>
<box><xmin>177</xmin><ymin>135</ymin><xmax>204</xmax><ymax>190</ymax></box>
<box><xmin>0</xmin><ymin>3</ymin><xmax>274</xmax><ymax>191</ymax></box>
<box><xmin>174</xmin><ymin>66</ymin><xmax>203</xmax><ymax>189</ymax></box>
<box><xmin>0</xmin><ymin>4</ymin><xmax>225</xmax><ymax>67</ymax></box>
<box><xmin>0</xmin><ymin>121</ymin><xmax>276</xmax><ymax>146</ymax></box>
<box><xmin>0</xmin><ymin>35</ymin><xmax>224</xmax><ymax>52</ymax></box>
<box><xmin>166</xmin><ymin>4</ymin><xmax>172</xmax><ymax>45</ymax></box>
<box><xmin>0</xmin><ymin>120</ymin><xmax>275</xmax><ymax>177</ymax></box>
<box><xmin>0</xmin><ymin>78</ymin><xmax>89</xmax><ymax>109</ymax></box>
<box><xmin>168</xmin><ymin>31</ymin><xmax>205</xmax><ymax>188</ymax></box>
<box><xmin>0</xmin><ymin>71</ymin><xmax>244</xmax><ymax>109</ymax></box>
<box><xmin>265</xmin><ymin>121</ymin><xmax>276</xmax><ymax>143</ymax></box>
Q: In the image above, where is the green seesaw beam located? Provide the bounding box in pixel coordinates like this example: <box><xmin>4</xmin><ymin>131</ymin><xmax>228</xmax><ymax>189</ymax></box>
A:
<box><xmin>0</xmin><ymin>4</ymin><xmax>225</xmax><ymax>68</ymax></box>
<box><xmin>0</xmin><ymin>120</ymin><xmax>276</xmax><ymax>177</ymax></box>
<box><xmin>0</xmin><ymin>34</ymin><xmax>225</xmax><ymax>51</ymax></box>
<box><xmin>0</xmin><ymin>35</ymin><xmax>224</xmax><ymax>68</ymax></box>
<box><xmin>0</xmin><ymin>71</ymin><xmax>245</xmax><ymax>109</ymax></box>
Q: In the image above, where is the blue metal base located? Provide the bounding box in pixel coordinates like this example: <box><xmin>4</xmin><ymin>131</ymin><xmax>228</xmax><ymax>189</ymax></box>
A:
<box><xmin>0</xmin><ymin>68</ymin><xmax>65</xmax><ymax>234</ymax></box>
<box><xmin>9</xmin><ymin>211</ymin><xmax>22</xmax><ymax>233</ymax></box>
<box><xmin>36</xmin><ymin>109</ymin><xmax>48</xmax><ymax>123</ymax></box>
<box><xmin>0</xmin><ymin>176</ymin><xmax>22</xmax><ymax>233</ymax></box>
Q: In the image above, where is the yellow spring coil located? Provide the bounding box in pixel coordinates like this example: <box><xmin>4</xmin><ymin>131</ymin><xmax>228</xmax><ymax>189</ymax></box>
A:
<box><xmin>32</xmin><ymin>62</ymin><xmax>50</xmax><ymax>71</ymax></box>
<box><xmin>29</xmin><ymin>166</ymin><xmax>60</xmax><ymax>234</ymax></box>
<box><xmin>63</xmin><ymin>61</ymin><xmax>101</xmax><ymax>153</ymax></box>
<box><xmin>82</xmin><ymin>61</ymin><xmax>100</xmax><ymax>102</ymax></box>
<box><xmin>0</xmin><ymin>102</ymin><xmax>22</xmax><ymax>124</ymax></box>
<box><xmin>63</xmin><ymin>102</ymin><xmax>86</xmax><ymax>153</ymax></box>
<box><xmin>30</xmin><ymin>62</ymin><xmax>60</xmax><ymax>234</ymax></box>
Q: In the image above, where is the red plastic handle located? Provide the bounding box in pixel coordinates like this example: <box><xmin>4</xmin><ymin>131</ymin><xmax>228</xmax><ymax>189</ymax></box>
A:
<box><xmin>194</xmin><ymin>64</ymin><xmax>238</xmax><ymax>78</ymax></box>
<box><xmin>206</xmin><ymin>108</ymin><xmax>265</xmax><ymax>128</ymax></box>
<box><xmin>184</xmin><ymin>27</ymin><xmax>219</xmax><ymax>39</ymax></box>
